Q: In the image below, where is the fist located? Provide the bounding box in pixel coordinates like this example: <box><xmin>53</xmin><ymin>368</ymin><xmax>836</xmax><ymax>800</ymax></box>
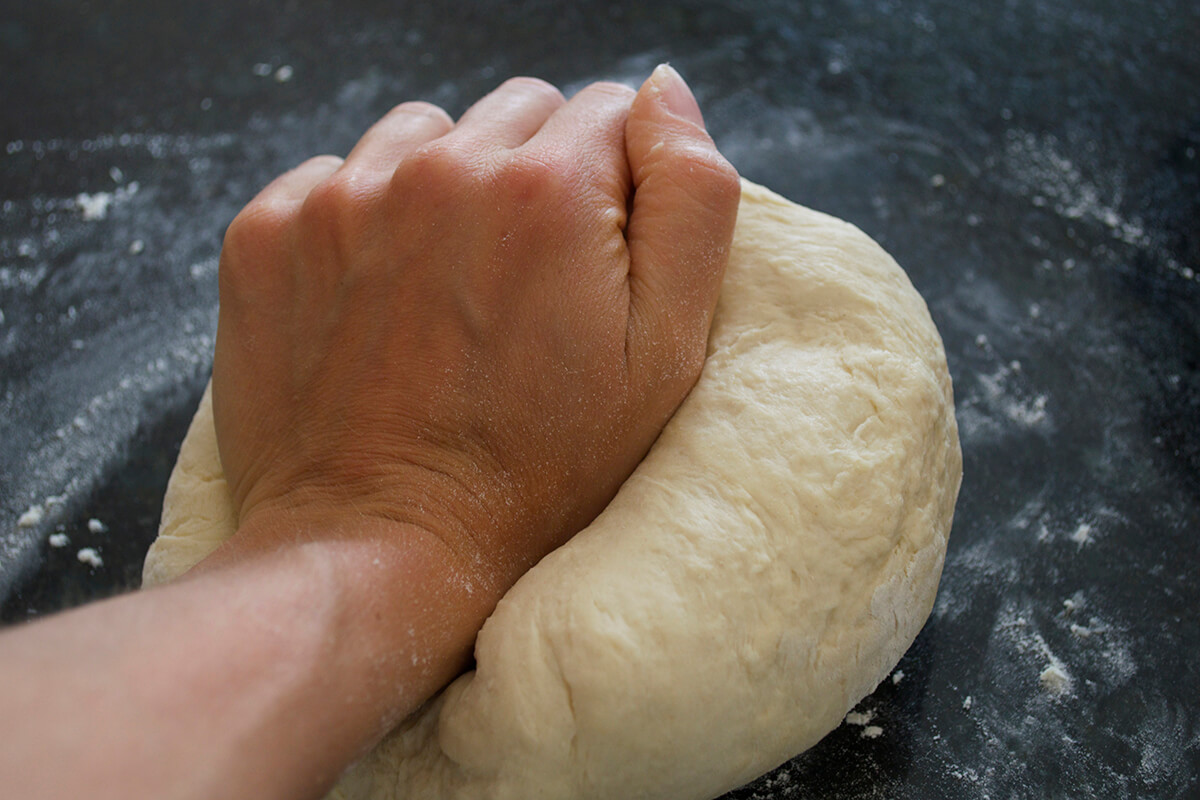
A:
<box><xmin>212</xmin><ymin>68</ymin><xmax>739</xmax><ymax>593</ymax></box>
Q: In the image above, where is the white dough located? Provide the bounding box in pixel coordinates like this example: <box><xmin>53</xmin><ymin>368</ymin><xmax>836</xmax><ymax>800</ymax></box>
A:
<box><xmin>144</xmin><ymin>181</ymin><xmax>962</xmax><ymax>800</ymax></box>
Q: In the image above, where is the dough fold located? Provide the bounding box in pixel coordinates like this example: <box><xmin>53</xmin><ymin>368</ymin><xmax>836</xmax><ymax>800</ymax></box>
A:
<box><xmin>144</xmin><ymin>180</ymin><xmax>962</xmax><ymax>800</ymax></box>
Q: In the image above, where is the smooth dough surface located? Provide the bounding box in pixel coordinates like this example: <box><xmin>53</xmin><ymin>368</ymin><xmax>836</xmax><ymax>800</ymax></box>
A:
<box><xmin>144</xmin><ymin>180</ymin><xmax>962</xmax><ymax>800</ymax></box>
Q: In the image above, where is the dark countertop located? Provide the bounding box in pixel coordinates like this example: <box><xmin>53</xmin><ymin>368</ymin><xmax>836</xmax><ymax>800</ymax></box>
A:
<box><xmin>2</xmin><ymin>1</ymin><xmax>1197</xmax><ymax>797</ymax></box>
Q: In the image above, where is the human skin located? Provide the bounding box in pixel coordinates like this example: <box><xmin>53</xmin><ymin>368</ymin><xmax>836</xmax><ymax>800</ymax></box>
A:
<box><xmin>0</xmin><ymin>65</ymin><xmax>739</xmax><ymax>800</ymax></box>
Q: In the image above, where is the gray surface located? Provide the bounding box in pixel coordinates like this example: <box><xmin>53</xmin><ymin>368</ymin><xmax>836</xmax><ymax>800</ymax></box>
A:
<box><xmin>2</xmin><ymin>0</ymin><xmax>1198</xmax><ymax>797</ymax></box>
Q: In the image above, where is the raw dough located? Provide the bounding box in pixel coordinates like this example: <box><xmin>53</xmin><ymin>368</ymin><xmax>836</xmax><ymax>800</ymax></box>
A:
<box><xmin>144</xmin><ymin>180</ymin><xmax>962</xmax><ymax>800</ymax></box>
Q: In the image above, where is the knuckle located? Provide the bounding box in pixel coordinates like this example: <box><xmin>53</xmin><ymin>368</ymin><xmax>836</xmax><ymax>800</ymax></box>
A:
<box><xmin>398</xmin><ymin>139</ymin><xmax>467</xmax><ymax>177</ymax></box>
<box><xmin>673</xmin><ymin>142</ymin><xmax>738</xmax><ymax>184</ymax></box>
<box><xmin>220</xmin><ymin>202</ymin><xmax>293</xmax><ymax>295</ymax></box>
<box><xmin>301</xmin><ymin>154</ymin><xmax>344</xmax><ymax>172</ymax></box>
<box><xmin>652</xmin><ymin>143</ymin><xmax>741</xmax><ymax>212</ymax></box>
<box><xmin>302</xmin><ymin>174</ymin><xmax>360</xmax><ymax>215</ymax></box>
<box><xmin>705</xmin><ymin>152</ymin><xmax>742</xmax><ymax>203</ymax></box>
<box><xmin>501</xmin><ymin>76</ymin><xmax>564</xmax><ymax>102</ymax></box>
<box><xmin>297</xmin><ymin>173</ymin><xmax>371</xmax><ymax>237</ymax></box>
<box><xmin>585</xmin><ymin>80</ymin><xmax>637</xmax><ymax>102</ymax></box>
<box><xmin>223</xmin><ymin>201</ymin><xmax>291</xmax><ymax>264</ymax></box>
<box><xmin>390</xmin><ymin>143</ymin><xmax>570</xmax><ymax>221</ymax></box>
<box><xmin>502</xmin><ymin>151</ymin><xmax>566</xmax><ymax>193</ymax></box>
<box><xmin>491</xmin><ymin>152</ymin><xmax>584</xmax><ymax>220</ymax></box>
<box><xmin>388</xmin><ymin>100</ymin><xmax>453</xmax><ymax>129</ymax></box>
<box><xmin>390</xmin><ymin>140</ymin><xmax>486</xmax><ymax>202</ymax></box>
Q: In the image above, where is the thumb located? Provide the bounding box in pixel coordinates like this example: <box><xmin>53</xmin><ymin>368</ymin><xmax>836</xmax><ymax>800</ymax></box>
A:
<box><xmin>624</xmin><ymin>64</ymin><xmax>740</xmax><ymax>402</ymax></box>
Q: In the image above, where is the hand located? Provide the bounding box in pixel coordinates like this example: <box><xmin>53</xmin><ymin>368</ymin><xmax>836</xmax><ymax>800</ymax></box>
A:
<box><xmin>213</xmin><ymin>66</ymin><xmax>740</xmax><ymax>597</ymax></box>
<box><xmin>0</xmin><ymin>68</ymin><xmax>740</xmax><ymax>800</ymax></box>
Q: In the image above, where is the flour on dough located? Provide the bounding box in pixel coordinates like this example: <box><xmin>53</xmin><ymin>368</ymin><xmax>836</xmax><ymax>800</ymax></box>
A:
<box><xmin>144</xmin><ymin>180</ymin><xmax>962</xmax><ymax>800</ymax></box>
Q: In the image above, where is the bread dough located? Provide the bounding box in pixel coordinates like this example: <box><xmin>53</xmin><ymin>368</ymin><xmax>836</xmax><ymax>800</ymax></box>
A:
<box><xmin>144</xmin><ymin>180</ymin><xmax>962</xmax><ymax>800</ymax></box>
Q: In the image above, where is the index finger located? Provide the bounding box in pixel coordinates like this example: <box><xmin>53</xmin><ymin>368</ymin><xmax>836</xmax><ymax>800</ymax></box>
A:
<box><xmin>520</xmin><ymin>82</ymin><xmax>636</xmax><ymax>209</ymax></box>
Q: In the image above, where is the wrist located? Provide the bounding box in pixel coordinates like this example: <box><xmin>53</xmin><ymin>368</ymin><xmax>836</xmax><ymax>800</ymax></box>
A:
<box><xmin>199</xmin><ymin>505</ymin><xmax>505</xmax><ymax>733</ymax></box>
<box><xmin>225</xmin><ymin>460</ymin><xmax>524</xmax><ymax>597</ymax></box>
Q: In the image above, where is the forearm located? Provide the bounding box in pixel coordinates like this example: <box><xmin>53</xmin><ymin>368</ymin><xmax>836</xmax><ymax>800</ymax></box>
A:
<box><xmin>0</xmin><ymin>521</ymin><xmax>487</xmax><ymax>800</ymax></box>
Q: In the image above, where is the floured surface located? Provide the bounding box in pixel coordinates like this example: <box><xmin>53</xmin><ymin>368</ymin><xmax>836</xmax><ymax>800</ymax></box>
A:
<box><xmin>145</xmin><ymin>181</ymin><xmax>961</xmax><ymax>799</ymax></box>
<box><xmin>4</xmin><ymin>3</ymin><xmax>1197</xmax><ymax>796</ymax></box>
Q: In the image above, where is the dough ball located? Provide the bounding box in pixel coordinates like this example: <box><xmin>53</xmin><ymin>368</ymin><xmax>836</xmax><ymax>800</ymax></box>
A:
<box><xmin>144</xmin><ymin>180</ymin><xmax>962</xmax><ymax>800</ymax></box>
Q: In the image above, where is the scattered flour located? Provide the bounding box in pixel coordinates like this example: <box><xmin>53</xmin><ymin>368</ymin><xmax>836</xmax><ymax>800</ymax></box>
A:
<box><xmin>17</xmin><ymin>504</ymin><xmax>44</xmax><ymax>527</ymax></box>
<box><xmin>844</xmin><ymin>709</ymin><xmax>874</xmax><ymax>727</ymax></box>
<box><xmin>1039</xmin><ymin>663</ymin><xmax>1072</xmax><ymax>695</ymax></box>
<box><xmin>48</xmin><ymin>532</ymin><xmax>69</xmax><ymax>548</ymax></box>
<box><xmin>845</xmin><ymin>709</ymin><xmax>884</xmax><ymax>739</ymax></box>
<box><xmin>87</xmin><ymin>518</ymin><xmax>107</xmax><ymax>534</ymax></box>
<box><xmin>992</xmin><ymin>601</ymin><xmax>1078</xmax><ymax>700</ymax></box>
<box><xmin>75</xmin><ymin>181</ymin><xmax>139</xmax><ymax>221</ymax></box>
<box><xmin>1032</xmin><ymin>513</ymin><xmax>1117</xmax><ymax>549</ymax></box>
<box><xmin>956</xmin><ymin>358</ymin><xmax>1050</xmax><ymax>442</ymax></box>
<box><xmin>1069</xmin><ymin>623</ymin><xmax>1093</xmax><ymax>639</ymax></box>
<box><xmin>1003</xmin><ymin>129</ymin><xmax>1149</xmax><ymax>248</ymax></box>
<box><xmin>1070</xmin><ymin>522</ymin><xmax>1094</xmax><ymax>546</ymax></box>
<box><xmin>76</xmin><ymin>547</ymin><xmax>103</xmax><ymax>568</ymax></box>
<box><xmin>75</xmin><ymin>192</ymin><xmax>113</xmax><ymax>221</ymax></box>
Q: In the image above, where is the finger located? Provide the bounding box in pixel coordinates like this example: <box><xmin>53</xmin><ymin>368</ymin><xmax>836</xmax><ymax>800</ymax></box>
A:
<box><xmin>341</xmin><ymin>101</ymin><xmax>454</xmax><ymax>176</ymax></box>
<box><xmin>220</xmin><ymin>155</ymin><xmax>343</xmax><ymax>310</ymax></box>
<box><xmin>448</xmin><ymin>77</ymin><xmax>565</xmax><ymax>150</ymax></box>
<box><xmin>252</xmin><ymin>155</ymin><xmax>345</xmax><ymax>207</ymax></box>
<box><xmin>523</xmin><ymin>81</ymin><xmax>635</xmax><ymax>205</ymax></box>
<box><xmin>225</xmin><ymin>155</ymin><xmax>344</xmax><ymax>257</ymax></box>
<box><xmin>623</xmin><ymin>65</ymin><xmax>741</xmax><ymax>391</ymax></box>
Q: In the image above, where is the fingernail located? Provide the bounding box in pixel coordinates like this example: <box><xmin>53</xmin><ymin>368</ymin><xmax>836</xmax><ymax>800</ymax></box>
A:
<box><xmin>651</xmin><ymin>64</ymin><xmax>705</xmax><ymax>127</ymax></box>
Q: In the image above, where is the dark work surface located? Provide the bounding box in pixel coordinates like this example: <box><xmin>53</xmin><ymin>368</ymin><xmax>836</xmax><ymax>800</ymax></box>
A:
<box><xmin>2</xmin><ymin>0</ymin><xmax>1198</xmax><ymax>797</ymax></box>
